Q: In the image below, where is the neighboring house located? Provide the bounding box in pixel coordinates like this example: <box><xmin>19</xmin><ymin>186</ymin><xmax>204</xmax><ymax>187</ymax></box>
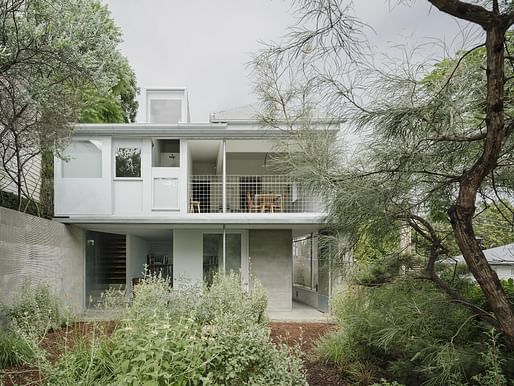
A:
<box><xmin>53</xmin><ymin>88</ymin><xmax>340</xmax><ymax>312</ymax></box>
<box><xmin>453</xmin><ymin>243</ymin><xmax>514</xmax><ymax>280</ymax></box>
<box><xmin>0</xmin><ymin>149</ymin><xmax>42</xmax><ymax>204</ymax></box>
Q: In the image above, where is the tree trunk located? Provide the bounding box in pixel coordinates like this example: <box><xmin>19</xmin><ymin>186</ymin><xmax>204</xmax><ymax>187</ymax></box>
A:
<box><xmin>449</xmin><ymin>24</ymin><xmax>514</xmax><ymax>348</ymax></box>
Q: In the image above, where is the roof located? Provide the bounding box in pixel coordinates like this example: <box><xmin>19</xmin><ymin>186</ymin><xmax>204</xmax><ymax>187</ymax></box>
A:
<box><xmin>210</xmin><ymin>105</ymin><xmax>259</xmax><ymax>122</ymax></box>
<box><xmin>209</xmin><ymin>104</ymin><xmax>344</xmax><ymax>125</ymax></box>
<box><xmin>453</xmin><ymin>243</ymin><xmax>514</xmax><ymax>265</ymax></box>
<box><xmin>72</xmin><ymin>123</ymin><xmax>297</xmax><ymax>139</ymax></box>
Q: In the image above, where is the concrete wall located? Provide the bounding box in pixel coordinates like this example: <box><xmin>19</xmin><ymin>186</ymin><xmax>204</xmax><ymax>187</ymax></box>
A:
<box><xmin>249</xmin><ymin>230</ymin><xmax>292</xmax><ymax>311</ymax></box>
<box><xmin>0</xmin><ymin>207</ymin><xmax>85</xmax><ymax>313</ymax></box>
<box><xmin>173</xmin><ymin>229</ymin><xmax>203</xmax><ymax>286</ymax></box>
<box><xmin>126</xmin><ymin>235</ymin><xmax>149</xmax><ymax>293</ymax></box>
<box><xmin>293</xmin><ymin>286</ymin><xmax>318</xmax><ymax>308</ymax></box>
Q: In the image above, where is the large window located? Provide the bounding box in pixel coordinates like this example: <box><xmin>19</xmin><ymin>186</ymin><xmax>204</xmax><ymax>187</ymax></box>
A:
<box><xmin>115</xmin><ymin>147</ymin><xmax>141</xmax><ymax>178</ymax></box>
<box><xmin>293</xmin><ymin>235</ymin><xmax>319</xmax><ymax>290</ymax></box>
<box><xmin>62</xmin><ymin>140</ymin><xmax>102</xmax><ymax>178</ymax></box>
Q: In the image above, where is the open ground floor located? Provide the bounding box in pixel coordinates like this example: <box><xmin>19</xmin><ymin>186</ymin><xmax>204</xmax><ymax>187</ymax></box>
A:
<box><xmin>80</xmin><ymin>223</ymin><xmax>344</xmax><ymax>314</ymax></box>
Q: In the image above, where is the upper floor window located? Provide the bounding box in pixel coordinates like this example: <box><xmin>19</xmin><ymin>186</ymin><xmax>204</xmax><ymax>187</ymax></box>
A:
<box><xmin>149</xmin><ymin>99</ymin><xmax>182</xmax><ymax>123</ymax></box>
<box><xmin>62</xmin><ymin>140</ymin><xmax>102</xmax><ymax>178</ymax></box>
<box><xmin>146</xmin><ymin>89</ymin><xmax>189</xmax><ymax>124</ymax></box>
<box><xmin>115</xmin><ymin>147</ymin><xmax>141</xmax><ymax>178</ymax></box>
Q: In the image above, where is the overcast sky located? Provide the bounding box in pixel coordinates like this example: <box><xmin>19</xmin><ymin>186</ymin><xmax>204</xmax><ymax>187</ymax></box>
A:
<box><xmin>103</xmin><ymin>0</ymin><xmax>477</xmax><ymax>123</ymax></box>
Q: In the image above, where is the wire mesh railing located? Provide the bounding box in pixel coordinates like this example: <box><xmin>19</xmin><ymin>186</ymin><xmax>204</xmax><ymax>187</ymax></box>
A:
<box><xmin>188</xmin><ymin>175</ymin><xmax>321</xmax><ymax>213</ymax></box>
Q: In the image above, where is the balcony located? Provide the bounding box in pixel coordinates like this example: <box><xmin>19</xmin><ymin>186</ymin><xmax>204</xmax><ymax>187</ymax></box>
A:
<box><xmin>188</xmin><ymin>175</ymin><xmax>320</xmax><ymax>214</ymax></box>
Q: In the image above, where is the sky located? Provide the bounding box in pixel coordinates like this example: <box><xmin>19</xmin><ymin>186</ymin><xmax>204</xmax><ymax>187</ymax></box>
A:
<box><xmin>103</xmin><ymin>0</ymin><xmax>477</xmax><ymax>123</ymax></box>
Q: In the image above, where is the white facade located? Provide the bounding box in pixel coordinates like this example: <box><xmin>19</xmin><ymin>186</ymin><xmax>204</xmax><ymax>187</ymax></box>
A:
<box><xmin>54</xmin><ymin>88</ymin><xmax>339</xmax><ymax>312</ymax></box>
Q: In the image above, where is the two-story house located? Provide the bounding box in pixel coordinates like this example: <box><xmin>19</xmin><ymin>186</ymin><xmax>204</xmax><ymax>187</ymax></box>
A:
<box><xmin>54</xmin><ymin>88</ymin><xmax>339</xmax><ymax>312</ymax></box>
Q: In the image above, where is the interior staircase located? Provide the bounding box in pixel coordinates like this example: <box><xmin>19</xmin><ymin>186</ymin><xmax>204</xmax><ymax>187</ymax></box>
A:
<box><xmin>97</xmin><ymin>233</ymin><xmax>126</xmax><ymax>285</ymax></box>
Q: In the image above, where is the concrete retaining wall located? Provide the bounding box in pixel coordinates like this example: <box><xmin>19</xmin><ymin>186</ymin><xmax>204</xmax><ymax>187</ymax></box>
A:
<box><xmin>249</xmin><ymin>230</ymin><xmax>292</xmax><ymax>311</ymax></box>
<box><xmin>0</xmin><ymin>207</ymin><xmax>85</xmax><ymax>313</ymax></box>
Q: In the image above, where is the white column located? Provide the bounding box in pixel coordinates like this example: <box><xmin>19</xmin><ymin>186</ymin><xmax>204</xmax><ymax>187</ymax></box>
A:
<box><xmin>222</xmin><ymin>139</ymin><xmax>227</xmax><ymax>213</ymax></box>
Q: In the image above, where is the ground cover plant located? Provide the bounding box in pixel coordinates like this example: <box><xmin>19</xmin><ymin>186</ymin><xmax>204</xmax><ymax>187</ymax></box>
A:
<box><xmin>44</xmin><ymin>273</ymin><xmax>307</xmax><ymax>386</ymax></box>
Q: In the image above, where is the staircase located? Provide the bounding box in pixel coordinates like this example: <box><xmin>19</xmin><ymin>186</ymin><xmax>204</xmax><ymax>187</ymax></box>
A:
<box><xmin>97</xmin><ymin>233</ymin><xmax>126</xmax><ymax>285</ymax></box>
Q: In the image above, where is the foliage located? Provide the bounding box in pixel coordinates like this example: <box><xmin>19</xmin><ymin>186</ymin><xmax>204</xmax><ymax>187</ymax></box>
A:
<box><xmin>0</xmin><ymin>189</ymin><xmax>39</xmax><ymax>217</ymax></box>
<box><xmin>47</xmin><ymin>273</ymin><xmax>306</xmax><ymax>385</ymax></box>
<box><xmin>0</xmin><ymin>329</ymin><xmax>34</xmax><ymax>369</ymax></box>
<box><xmin>2</xmin><ymin>281</ymin><xmax>66</xmax><ymax>339</ymax></box>
<box><xmin>316</xmin><ymin>273</ymin><xmax>513</xmax><ymax>385</ymax></box>
<box><xmin>252</xmin><ymin>0</ymin><xmax>514</xmax><ymax>343</ymax></box>
<box><xmin>79</xmin><ymin>57</ymin><xmax>139</xmax><ymax>124</ymax></box>
<box><xmin>0</xmin><ymin>0</ymin><xmax>137</xmax><ymax>212</ymax></box>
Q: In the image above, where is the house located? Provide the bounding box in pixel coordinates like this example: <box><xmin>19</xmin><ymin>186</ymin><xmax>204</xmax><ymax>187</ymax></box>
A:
<box><xmin>53</xmin><ymin>88</ymin><xmax>340</xmax><ymax>313</ymax></box>
<box><xmin>453</xmin><ymin>243</ymin><xmax>514</xmax><ymax>281</ymax></box>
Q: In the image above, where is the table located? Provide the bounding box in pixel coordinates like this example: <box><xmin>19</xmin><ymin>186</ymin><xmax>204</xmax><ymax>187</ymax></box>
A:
<box><xmin>255</xmin><ymin>193</ymin><xmax>283</xmax><ymax>213</ymax></box>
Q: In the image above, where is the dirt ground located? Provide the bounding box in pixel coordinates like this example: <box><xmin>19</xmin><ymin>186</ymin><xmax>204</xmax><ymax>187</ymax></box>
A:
<box><xmin>2</xmin><ymin>321</ymin><xmax>345</xmax><ymax>386</ymax></box>
<box><xmin>270</xmin><ymin>322</ymin><xmax>348</xmax><ymax>386</ymax></box>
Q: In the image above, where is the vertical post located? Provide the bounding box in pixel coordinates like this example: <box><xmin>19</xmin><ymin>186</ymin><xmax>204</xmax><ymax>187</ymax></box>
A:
<box><xmin>222</xmin><ymin>139</ymin><xmax>226</xmax><ymax>213</ymax></box>
<box><xmin>222</xmin><ymin>224</ymin><xmax>226</xmax><ymax>274</ymax></box>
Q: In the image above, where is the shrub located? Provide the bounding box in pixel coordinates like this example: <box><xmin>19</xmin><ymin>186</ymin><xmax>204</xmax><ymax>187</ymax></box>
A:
<box><xmin>0</xmin><ymin>329</ymin><xmax>34</xmax><ymax>368</ymax></box>
<box><xmin>47</xmin><ymin>273</ymin><xmax>307</xmax><ymax>385</ymax></box>
<box><xmin>316</xmin><ymin>276</ymin><xmax>508</xmax><ymax>385</ymax></box>
<box><xmin>2</xmin><ymin>281</ymin><xmax>66</xmax><ymax>339</ymax></box>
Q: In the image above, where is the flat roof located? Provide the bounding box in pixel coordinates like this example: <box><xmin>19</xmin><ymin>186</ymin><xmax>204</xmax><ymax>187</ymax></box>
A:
<box><xmin>55</xmin><ymin>213</ymin><xmax>325</xmax><ymax>226</ymax></box>
<box><xmin>73</xmin><ymin>123</ymin><xmax>313</xmax><ymax>139</ymax></box>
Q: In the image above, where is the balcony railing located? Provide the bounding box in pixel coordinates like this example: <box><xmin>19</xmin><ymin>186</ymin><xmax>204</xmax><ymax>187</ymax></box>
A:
<box><xmin>188</xmin><ymin>175</ymin><xmax>321</xmax><ymax>214</ymax></box>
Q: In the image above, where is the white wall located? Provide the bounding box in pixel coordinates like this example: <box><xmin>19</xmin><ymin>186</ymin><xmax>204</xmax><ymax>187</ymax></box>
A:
<box><xmin>126</xmin><ymin>234</ymin><xmax>149</xmax><ymax>293</ymax></box>
<box><xmin>493</xmin><ymin>265</ymin><xmax>514</xmax><ymax>280</ymax></box>
<box><xmin>173</xmin><ymin>229</ymin><xmax>203</xmax><ymax>286</ymax></box>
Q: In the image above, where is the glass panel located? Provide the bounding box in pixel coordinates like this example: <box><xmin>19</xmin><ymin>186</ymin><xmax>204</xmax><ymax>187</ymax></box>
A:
<box><xmin>62</xmin><ymin>140</ymin><xmax>102</xmax><ymax>178</ymax></box>
<box><xmin>293</xmin><ymin>237</ymin><xmax>312</xmax><ymax>288</ymax></box>
<box><xmin>153</xmin><ymin>178</ymin><xmax>179</xmax><ymax>209</ymax></box>
<box><xmin>203</xmin><ymin>233</ymin><xmax>242</xmax><ymax>284</ymax></box>
<box><xmin>150</xmin><ymin>99</ymin><xmax>182</xmax><ymax>123</ymax></box>
<box><xmin>203</xmin><ymin>234</ymin><xmax>222</xmax><ymax>285</ymax></box>
<box><xmin>225</xmin><ymin>234</ymin><xmax>241</xmax><ymax>274</ymax></box>
<box><xmin>115</xmin><ymin>147</ymin><xmax>141</xmax><ymax>178</ymax></box>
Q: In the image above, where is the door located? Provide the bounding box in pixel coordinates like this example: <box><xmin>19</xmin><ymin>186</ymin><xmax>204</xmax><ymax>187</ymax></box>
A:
<box><xmin>202</xmin><ymin>231</ymin><xmax>248</xmax><ymax>286</ymax></box>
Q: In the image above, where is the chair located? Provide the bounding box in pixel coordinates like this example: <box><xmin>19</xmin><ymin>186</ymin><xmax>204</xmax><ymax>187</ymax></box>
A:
<box><xmin>246</xmin><ymin>191</ymin><xmax>262</xmax><ymax>212</ymax></box>
<box><xmin>189</xmin><ymin>195</ymin><xmax>201</xmax><ymax>213</ymax></box>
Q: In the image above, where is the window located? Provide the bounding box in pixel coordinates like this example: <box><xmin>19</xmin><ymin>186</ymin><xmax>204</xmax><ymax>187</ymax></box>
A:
<box><xmin>149</xmin><ymin>99</ymin><xmax>182</xmax><ymax>123</ymax></box>
<box><xmin>62</xmin><ymin>140</ymin><xmax>102</xmax><ymax>178</ymax></box>
<box><xmin>115</xmin><ymin>147</ymin><xmax>141</xmax><ymax>178</ymax></box>
<box><xmin>202</xmin><ymin>233</ymin><xmax>241</xmax><ymax>285</ymax></box>
<box><xmin>153</xmin><ymin>178</ymin><xmax>179</xmax><ymax>209</ymax></box>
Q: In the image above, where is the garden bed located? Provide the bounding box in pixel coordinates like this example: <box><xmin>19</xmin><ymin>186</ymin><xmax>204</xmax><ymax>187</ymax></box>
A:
<box><xmin>2</xmin><ymin>321</ymin><xmax>345</xmax><ymax>386</ymax></box>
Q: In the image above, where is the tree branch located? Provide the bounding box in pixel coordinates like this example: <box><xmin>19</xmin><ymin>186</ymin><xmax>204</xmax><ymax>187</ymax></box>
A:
<box><xmin>427</xmin><ymin>0</ymin><xmax>493</xmax><ymax>27</ymax></box>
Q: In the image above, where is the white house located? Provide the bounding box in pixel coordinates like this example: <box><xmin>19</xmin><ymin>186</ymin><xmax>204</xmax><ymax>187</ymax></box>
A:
<box><xmin>453</xmin><ymin>243</ymin><xmax>514</xmax><ymax>281</ymax></box>
<box><xmin>53</xmin><ymin>88</ymin><xmax>339</xmax><ymax>312</ymax></box>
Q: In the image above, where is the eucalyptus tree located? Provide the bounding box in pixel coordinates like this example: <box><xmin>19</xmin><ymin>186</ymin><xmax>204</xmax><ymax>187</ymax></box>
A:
<box><xmin>252</xmin><ymin>0</ymin><xmax>514</xmax><ymax>346</ymax></box>
<box><xmin>0</xmin><ymin>0</ymin><xmax>136</xmax><ymax>212</ymax></box>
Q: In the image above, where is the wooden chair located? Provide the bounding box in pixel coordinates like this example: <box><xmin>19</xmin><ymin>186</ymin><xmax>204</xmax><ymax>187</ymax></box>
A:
<box><xmin>246</xmin><ymin>191</ymin><xmax>262</xmax><ymax>212</ymax></box>
<box><xmin>189</xmin><ymin>195</ymin><xmax>201</xmax><ymax>213</ymax></box>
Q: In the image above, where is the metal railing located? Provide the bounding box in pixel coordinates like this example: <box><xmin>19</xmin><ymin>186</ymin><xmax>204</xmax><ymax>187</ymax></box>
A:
<box><xmin>188</xmin><ymin>175</ymin><xmax>321</xmax><ymax>213</ymax></box>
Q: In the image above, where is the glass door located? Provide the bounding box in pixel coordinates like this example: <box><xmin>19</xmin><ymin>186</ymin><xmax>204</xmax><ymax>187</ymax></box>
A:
<box><xmin>202</xmin><ymin>232</ymin><xmax>246</xmax><ymax>285</ymax></box>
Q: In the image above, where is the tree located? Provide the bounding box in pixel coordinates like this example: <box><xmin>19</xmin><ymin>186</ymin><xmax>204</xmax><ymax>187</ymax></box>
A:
<box><xmin>0</xmin><ymin>0</ymin><xmax>136</xmax><ymax>213</ymax></box>
<box><xmin>253</xmin><ymin>0</ymin><xmax>514</xmax><ymax>347</ymax></box>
